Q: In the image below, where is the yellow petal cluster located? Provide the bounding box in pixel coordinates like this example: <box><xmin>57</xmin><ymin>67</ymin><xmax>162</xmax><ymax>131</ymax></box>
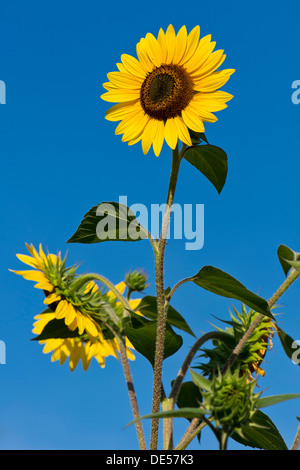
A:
<box><xmin>101</xmin><ymin>25</ymin><xmax>234</xmax><ymax>156</ymax></box>
<box><xmin>11</xmin><ymin>244</ymin><xmax>139</xmax><ymax>371</ymax></box>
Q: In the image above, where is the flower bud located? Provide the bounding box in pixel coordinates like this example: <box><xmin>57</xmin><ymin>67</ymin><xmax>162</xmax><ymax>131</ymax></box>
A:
<box><xmin>125</xmin><ymin>270</ymin><xmax>149</xmax><ymax>293</ymax></box>
<box><xmin>203</xmin><ymin>368</ymin><xmax>260</xmax><ymax>431</ymax></box>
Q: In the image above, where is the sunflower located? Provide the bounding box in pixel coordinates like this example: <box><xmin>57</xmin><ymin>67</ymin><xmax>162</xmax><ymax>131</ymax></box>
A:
<box><xmin>32</xmin><ymin>308</ymin><xmax>136</xmax><ymax>372</ymax></box>
<box><xmin>101</xmin><ymin>24</ymin><xmax>234</xmax><ymax>156</ymax></box>
<box><xmin>11</xmin><ymin>245</ymin><xmax>141</xmax><ymax>371</ymax></box>
<box><xmin>10</xmin><ymin>243</ymin><xmax>101</xmax><ymax>339</ymax></box>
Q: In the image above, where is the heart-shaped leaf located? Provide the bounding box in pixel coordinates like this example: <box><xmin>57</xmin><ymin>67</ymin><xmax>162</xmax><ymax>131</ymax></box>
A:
<box><xmin>183</xmin><ymin>144</ymin><xmax>228</xmax><ymax>194</ymax></box>
<box><xmin>192</xmin><ymin>266</ymin><xmax>273</xmax><ymax>318</ymax></box>
<box><xmin>277</xmin><ymin>244</ymin><xmax>300</xmax><ymax>276</ymax></box>
<box><xmin>67</xmin><ymin>202</ymin><xmax>148</xmax><ymax>244</ymax></box>
<box><xmin>136</xmin><ymin>295</ymin><xmax>195</xmax><ymax>337</ymax></box>
<box><xmin>125</xmin><ymin>316</ymin><xmax>183</xmax><ymax>367</ymax></box>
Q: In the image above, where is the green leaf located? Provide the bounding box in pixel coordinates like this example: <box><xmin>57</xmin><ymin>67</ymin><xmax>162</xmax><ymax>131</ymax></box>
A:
<box><xmin>125</xmin><ymin>318</ymin><xmax>183</xmax><ymax>367</ymax></box>
<box><xmin>136</xmin><ymin>295</ymin><xmax>195</xmax><ymax>337</ymax></box>
<box><xmin>183</xmin><ymin>145</ymin><xmax>228</xmax><ymax>194</ymax></box>
<box><xmin>188</xmin><ymin>130</ymin><xmax>209</xmax><ymax>145</ymax></box>
<box><xmin>126</xmin><ymin>407</ymin><xmax>207</xmax><ymax>428</ymax></box>
<box><xmin>232</xmin><ymin>410</ymin><xmax>288</xmax><ymax>450</ymax></box>
<box><xmin>192</xmin><ymin>266</ymin><xmax>273</xmax><ymax>319</ymax></box>
<box><xmin>176</xmin><ymin>381</ymin><xmax>203</xmax><ymax>409</ymax></box>
<box><xmin>285</xmin><ymin>259</ymin><xmax>300</xmax><ymax>272</ymax></box>
<box><xmin>32</xmin><ymin>318</ymin><xmax>78</xmax><ymax>341</ymax></box>
<box><xmin>175</xmin><ymin>381</ymin><xmax>203</xmax><ymax>442</ymax></box>
<box><xmin>257</xmin><ymin>393</ymin><xmax>300</xmax><ymax>409</ymax></box>
<box><xmin>277</xmin><ymin>244</ymin><xmax>300</xmax><ymax>276</ymax></box>
<box><xmin>67</xmin><ymin>202</ymin><xmax>148</xmax><ymax>244</ymax></box>
<box><xmin>189</xmin><ymin>369</ymin><xmax>212</xmax><ymax>392</ymax></box>
<box><xmin>277</xmin><ymin>326</ymin><xmax>300</xmax><ymax>365</ymax></box>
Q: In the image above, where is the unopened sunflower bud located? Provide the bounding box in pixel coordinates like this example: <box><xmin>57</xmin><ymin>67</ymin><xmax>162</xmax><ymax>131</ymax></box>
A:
<box><xmin>203</xmin><ymin>368</ymin><xmax>260</xmax><ymax>431</ymax></box>
<box><xmin>125</xmin><ymin>270</ymin><xmax>149</xmax><ymax>294</ymax></box>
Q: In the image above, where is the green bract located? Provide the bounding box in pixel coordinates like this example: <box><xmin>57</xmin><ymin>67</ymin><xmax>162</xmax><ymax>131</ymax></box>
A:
<box><xmin>203</xmin><ymin>368</ymin><xmax>260</xmax><ymax>431</ymax></box>
<box><xmin>199</xmin><ymin>304</ymin><xmax>274</xmax><ymax>379</ymax></box>
<box><xmin>125</xmin><ymin>270</ymin><xmax>150</xmax><ymax>294</ymax></box>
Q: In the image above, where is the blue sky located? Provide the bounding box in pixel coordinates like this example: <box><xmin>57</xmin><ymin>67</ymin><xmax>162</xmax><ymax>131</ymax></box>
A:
<box><xmin>1</xmin><ymin>0</ymin><xmax>300</xmax><ymax>450</ymax></box>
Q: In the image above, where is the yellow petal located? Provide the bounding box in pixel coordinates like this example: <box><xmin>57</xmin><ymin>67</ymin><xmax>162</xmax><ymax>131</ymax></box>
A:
<box><xmin>152</xmin><ymin>120</ymin><xmax>165</xmax><ymax>157</ymax></box>
<box><xmin>44</xmin><ymin>292</ymin><xmax>61</xmax><ymax>305</ymax></box>
<box><xmin>174</xmin><ymin>116</ymin><xmax>192</xmax><ymax>146</ymax></box>
<box><xmin>157</xmin><ymin>28</ymin><xmax>167</xmax><ymax>63</ymax></box>
<box><xmin>181</xmin><ymin>25</ymin><xmax>200</xmax><ymax>65</ymax></box>
<box><xmin>34</xmin><ymin>280</ymin><xmax>54</xmax><ymax>291</ymax></box>
<box><xmin>32</xmin><ymin>313</ymin><xmax>55</xmax><ymax>334</ymax></box>
<box><xmin>101</xmin><ymin>89</ymin><xmax>141</xmax><ymax>103</ymax></box>
<box><xmin>128</xmin><ymin>298</ymin><xmax>142</xmax><ymax>310</ymax></box>
<box><xmin>144</xmin><ymin>32</ymin><xmax>163</xmax><ymax>67</ymax></box>
<box><xmin>187</xmin><ymin>101</ymin><xmax>218</xmax><ymax>123</ymax></box>
<box><xmin>116</xmin><ymin>109</ymin><xmax>149</xmax><ymax>142</ymax></box>
<box><xmin>193</xmin><ymin>69</ymin><xmax>235</xmax><ymax>92</ymax></box>
<box><xmin>84</xmin><ymin>316</ymin><xmax>99</xmax><ymax>339</ymax></box>
<box><xmin>192</xmin><ymin>50</ymin><xmax>226</xmax><ymax>80</ymax></box>
<box><xmin>107</xmin><ymin>71</ymin><xmax>142</xmax><ymax>89</ymax></box>
<box><xmin>55</xmin><ymin>300</ymin><xmax>69</xmax><ymax>319</ymax></box>
<box><xmin>136</xmin><ymin>38</ymin><xmax>155</xmax><ymax>73</ymax></box>
<box><xmin>184</xmin><ymin>35</ymin><xmax>215</xmax><ymax>75</ymax></box>
<box><xmin>15</xmin><ymin>254</ymin><xmax>40</xmax><ymax>269</ymax></box>
<box><xmin>182</xmin><ymin>108</ymin><xmax>205</xmax><ymax>133</ymax></box>
<box><xmin>142</xmin><ymin>119</ymin><xmax>159</xmax><ymax>154</ymax></box>
<box><xmin>10</xmin><ymin>269</ymin><xmax>46</xmax><ymax>283</ymax></box>
<box><xmin>164</xmin><ymin>118</ymin><xmax>179</xmax><ymax>149</ymax></box>
<box><xmin>191</xmin><ymin>91</ymin><xmax>233</xmax><ymax>112</ymax></box>
<box><xmin>76</xmin><ymin>312</ymin><xmax>85</xmax><ymax>335</ymax></box>
<box><xmin>65</xmin><ymin>303</ymin><xmax>76</xmax><ymax>326</ymax></box>
<box><xmin>173</xmin><ymin>26</ymin><xmax>187</xmax><ymax>65</ymax></box>
<box><xmin>105</xmin><ymin>100</ymin><xmax>141</xmax><ymax>122</ymax></box>
<box><xmin>165</xmin><ymin>25</ymin><xmax>176</xmax><ymax>64</ymax></box>
<box><xmin>120</xmin><ymin>54</ymin><xmax>147</xmax><ymax>79</ymax></box>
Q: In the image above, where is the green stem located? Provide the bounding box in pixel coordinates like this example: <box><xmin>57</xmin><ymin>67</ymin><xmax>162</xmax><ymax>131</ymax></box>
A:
<box><xmin>175</xmin><ymin>418</ymin><xmax>207</xmax><ymax>450</ymax></box>
<box><xmin>222</xmin><ymin>268</ymin><xmax>300</xmax><ymax>374</ymax></box>
<box><xmin>88</xmin><ymin>273</ymin><xmax>132</xmax><ymax>312</ymax></box>
<box><xmin>169</xmin><ymin>331</ymin><xmax>217</xmax><ymax>404</ymax></box>
<box><xmin>291</xmin><ymin>424</ymin><xmax>300</xmax><ymax>450</ymax></box>
<box><xmin>161</xmin><ymin>332</ymin><xmax>217</xmax><ymax>449</ymax></box>
<box><xmin>150</xmin><ymin>144</ymin><xmax>184</xmax><ymax>450</ymax></box>
<box><xmin>165</xmin><ymin>276</ymin><xmax>195</xmax><ymax>307</ymax></box>
<box><xmin>117</xmin><ymin>334</ymin><xmax>147</xmax><ymax>450</ymax></box>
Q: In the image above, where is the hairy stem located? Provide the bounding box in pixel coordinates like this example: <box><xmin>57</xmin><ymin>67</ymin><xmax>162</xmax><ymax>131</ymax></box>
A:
<box><xmin>175</xmin><ymin>418</ymin><xmax>206</xmax><ymax>450</ymax></box>
<box><xmin>291</xmin><ymin>424</ymin><xmax>300</xmax><ymax>450</ymax></box>
<box><xmin>150</xmin><ymin>144</ymin><xmax>183</xmax><ymax>450</ymax></box>
<box><xmin>117</xmin><ymin>334</ymin><xmax>147</xmax><ymax>450</ymax></box>
<box><xmin>169</xmin><ymin>331</ymin><xmax>218</xmax><ymax>404</ymax></box>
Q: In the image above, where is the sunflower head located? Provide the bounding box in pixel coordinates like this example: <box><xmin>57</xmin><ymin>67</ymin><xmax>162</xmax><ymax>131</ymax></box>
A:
<box><xmin>198</xmin><ymin>304</ymin><xmax>275</xmax><ymax>381</ymax></box>
<box><xmin>101</xmin><ymin>25</ymin><xmax>234</xmax><ymax>156</ymax></box>
<box><xmin>203</xmin><ymin>368</ymin><xmax>260</xmax><ymax>431</ymax></box>
<box><xmin>33</xmin><ymin>311</ymin><xmax>136</xmax><ymax>372</ymax></box>
<box><xmin>11</xmin><ymin>244</ymin><xmax>141</xmax><ymax>371</ymax></box>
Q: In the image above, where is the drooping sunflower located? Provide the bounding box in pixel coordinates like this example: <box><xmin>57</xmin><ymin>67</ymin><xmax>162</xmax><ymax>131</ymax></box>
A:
<box><xmin>10</xmin><ymin>243</ymin><xmax>101</xmax><ymax>339</ymax></box>
<box><xmin>101</xmin><ymin>25</ymin><xmax>234</xmax><ymax>156</ymax></box>
<box><xmin>11</xmin><ymin>244</ymin><xmax>141</xmax><ymax>371</ymax></box>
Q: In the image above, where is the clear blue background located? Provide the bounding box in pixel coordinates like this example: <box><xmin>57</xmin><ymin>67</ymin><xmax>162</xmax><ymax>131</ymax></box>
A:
<box><xmin>1</xmin><ymin>0</ymin><xmax>300</xmax><ymax>450</ymax></box>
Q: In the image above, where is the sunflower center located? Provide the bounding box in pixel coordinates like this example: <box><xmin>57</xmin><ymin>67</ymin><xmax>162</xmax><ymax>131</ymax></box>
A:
<box><xmin>140</xmin><ymin>64</ymin><xmax>194</xmax><ymax>121</ymax></box>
